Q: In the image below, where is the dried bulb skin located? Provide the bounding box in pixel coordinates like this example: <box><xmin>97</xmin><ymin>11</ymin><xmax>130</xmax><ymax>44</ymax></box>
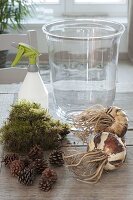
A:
<box><xmin>105</xmin><ymin>106</ymin><xmax>128</xmax><ymax>137</ymax></box>
<box><xmin>88</xmin><ymin>132</ymin><xmax>126</xmax><ymax>171</ymax></box>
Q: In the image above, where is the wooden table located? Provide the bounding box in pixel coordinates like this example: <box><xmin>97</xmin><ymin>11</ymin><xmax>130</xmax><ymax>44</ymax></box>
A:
<box><xmin>0</xmin><ymin>82</ymin><xmax>133</xmax><ymax>200</ymax></box>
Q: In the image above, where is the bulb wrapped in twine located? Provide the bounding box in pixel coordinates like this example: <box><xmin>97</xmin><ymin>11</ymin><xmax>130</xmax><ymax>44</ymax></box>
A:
<box><xmin>64</xmin><ymin>132</ymin><xmax>126</xmax><ymax>183</ymax></box>
<box><xmin>64</xmin><ymin>106</ymin><xmax>128</xmax><ymax>183</ymax></box>
<box><xmin>73</xmin><ymin>105</ymin><xmax>128</xmax><ymax>140</ymax></box>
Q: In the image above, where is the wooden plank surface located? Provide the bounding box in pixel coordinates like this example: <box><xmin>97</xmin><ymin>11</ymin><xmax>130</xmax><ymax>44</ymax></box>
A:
<box><xmin>0</xmin><ymin>83</ymin><xmax>133</xmax><ymax>199</ymax></box>
<box><xmin>0</xmin><ymin>146</ymin><xmax>132</xmax><ymax>200</ymax></box>
<box><xmin>65</xmin><ymin>130</ymin><xmax>133</xmax><ymax>146</ymax></box>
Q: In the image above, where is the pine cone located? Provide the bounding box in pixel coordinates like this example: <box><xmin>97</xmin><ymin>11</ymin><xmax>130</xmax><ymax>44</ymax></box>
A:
<box><xmin>31</xmin><ymin>159</ymin><xmax>48</xmax><ymax>174</ymax></box>
<box><xmin>39</xmin><ymin>168</ymin><xmax>57</xmax><ymax>191</ymax></box>
<box><xmin>20</xmin><ymin>156</ymin><xmax>32</xmax><ymax>167</ymax></box>
<box><xmin>18</xmin><ymin>167</ymin><xmax>35</xmax><ymax>186</ymax></box>
<box><xmin>49</xmin><ymin>150</ymin><xmax>64</xmax><ymax>167</ymax></box>
<box><xmin>2</xmin><ymin>153</ymin><xmax>19</xmax><ymax>167</ymax></box>
<box><xmin>10</xmin><ymin>160</ymin><xmax>25</xmax><ymax>177</ymax></box>
<box><xmin>28</xmin><ymin>145</ymin><xmax>44</xmax><ymax>160</ymax></box>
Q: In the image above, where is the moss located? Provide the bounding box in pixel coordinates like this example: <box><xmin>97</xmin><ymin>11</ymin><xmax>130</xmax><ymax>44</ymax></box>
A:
<box><xmin>0</xmin><ymin>101</ymin><xmax>70</xmax><ymax>153</ymax></box>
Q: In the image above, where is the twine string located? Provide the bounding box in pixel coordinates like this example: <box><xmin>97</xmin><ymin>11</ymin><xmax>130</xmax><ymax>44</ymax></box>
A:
<box><xmin>64</xmin><ymin>149</ymin><xmax>108</xmax><ymax>183</ymax></box>
<box><xmin>73</xmin><ymin>105</ymin><xmax>115</xmax><ymax>143</ymax></box>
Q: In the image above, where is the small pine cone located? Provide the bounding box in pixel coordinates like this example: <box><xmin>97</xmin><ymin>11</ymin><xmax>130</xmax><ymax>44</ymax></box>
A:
<box><xmin>10</xmin><ymin>160</ymin><xmax>25</xmax><ymax>177</ymax></box>
<box><xmin>20</xmin><ymin>156</ymin><xmax>32</xmax><ymax>167</ymax></box>
<box><xmin>39</xmin><ymin>168</ymin><xmax>57</xmax><ymax>191</ymax></box>
<box><xmin>18</xmin><ymin>167</ymin><xmax>35</xmax><ymax>186</ymax></box>
<box><xmin>28</xmin><ymin>145</ymin><xmax>44</xmax><ymax>160</ymax></box>
<box><xmin>2</xmin><ymin>153</ymin><xmax>19</xmax><ymax>167</ymax></box>
<box><xmin>31</xmin><ymin>159</ymin><xmax>48</xmax><ymax>174</ymax></box>
<box><xmin>49</xmin><ymin>150</ymin><xmax>64</xmax><ymax>167</ymax></box>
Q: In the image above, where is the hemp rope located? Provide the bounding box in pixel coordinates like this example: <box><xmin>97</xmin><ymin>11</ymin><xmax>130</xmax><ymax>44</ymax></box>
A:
<box><xmin>64</xmin><ymin>149</ymin><xmax>108</xmax><ymax>183</ymax></box>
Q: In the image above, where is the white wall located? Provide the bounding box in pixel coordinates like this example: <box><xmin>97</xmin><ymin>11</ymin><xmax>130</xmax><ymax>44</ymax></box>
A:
<box><xmin>10</xmin><ymin>20</ymin><xmax>128</xmax><ymax>55</ymax></box>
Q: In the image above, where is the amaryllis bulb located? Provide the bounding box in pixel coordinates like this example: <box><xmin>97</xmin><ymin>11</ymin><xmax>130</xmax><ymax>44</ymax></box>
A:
<box><xmin>105</xmin><ymin>106</ymin><xmax>128</xmax><ymax>137</ymax></box>
<box><xmin>88</xmin><ymin>132</ymin><xmax>126</xmax><ymax>170</ymax></box>
<box><xmin>73</xmin><ymin>105</ymin><xmax>128</xmax><ymax>139</ymax></box>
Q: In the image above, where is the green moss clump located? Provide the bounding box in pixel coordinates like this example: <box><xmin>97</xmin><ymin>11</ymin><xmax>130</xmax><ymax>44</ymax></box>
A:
<box><xmin>0</xmin><ymin>101</ymin><xmax>70</xmax><ymax>153</ymax></box>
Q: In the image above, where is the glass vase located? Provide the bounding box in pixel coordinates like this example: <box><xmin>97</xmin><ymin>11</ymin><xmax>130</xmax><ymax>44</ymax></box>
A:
<box><xmin>42</xmin><ymin>19</ymin><xmax>125</xmax><ymax>121</ymax></box>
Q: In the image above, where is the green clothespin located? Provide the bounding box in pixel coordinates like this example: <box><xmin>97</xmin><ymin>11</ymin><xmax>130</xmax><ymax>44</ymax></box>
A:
<box><xmin>12</xmin><ymin>43</ymin><xmax>40</xmax><ymax>67</ymax></box>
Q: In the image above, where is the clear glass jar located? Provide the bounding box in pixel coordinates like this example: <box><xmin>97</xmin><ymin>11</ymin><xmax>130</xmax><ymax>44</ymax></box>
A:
<box><xmin>42</xmin><ymin>19</ymin><xmax>125</xmax><ymax>122</ymax></box>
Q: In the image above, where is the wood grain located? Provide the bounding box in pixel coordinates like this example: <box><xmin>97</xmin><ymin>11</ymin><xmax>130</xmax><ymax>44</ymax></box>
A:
<box><xmin>0</xmin><ymin>146</ymin><xmax>133</xmax><ymax>200</ymax></box>
<box><xmin>0</xmin><ymin>84</ymin><xmax>133</xmax><ymax>199</ymax></box>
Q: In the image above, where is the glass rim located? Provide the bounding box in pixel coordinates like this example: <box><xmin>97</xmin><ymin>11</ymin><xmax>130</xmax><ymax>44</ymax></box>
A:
<box><xmin>42</xmin><ymin>19</ymin><xmax>125</xmax><ymax>41</ymax></box>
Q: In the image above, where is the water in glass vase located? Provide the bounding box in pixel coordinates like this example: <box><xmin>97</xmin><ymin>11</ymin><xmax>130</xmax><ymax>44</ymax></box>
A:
<box><xmin>52</xmin><ymin>79</ymin><xmax>116</xmax><ymax>122</ymax></box>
